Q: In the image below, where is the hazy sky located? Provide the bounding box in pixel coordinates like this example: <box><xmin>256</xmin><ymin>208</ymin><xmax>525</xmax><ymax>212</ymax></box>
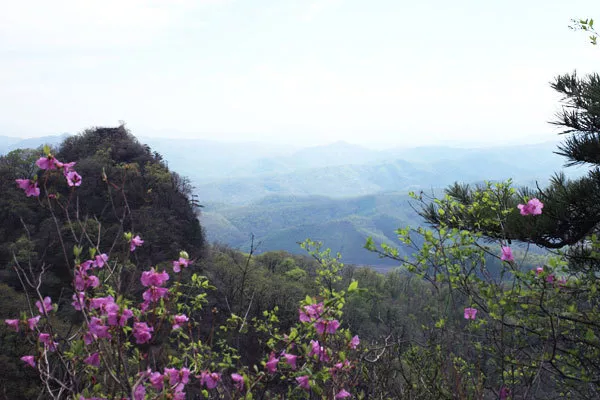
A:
<box><xmin>1</xmin><ymin>0</ymin><xmax>598</xmax><ymax>147</ymax></box>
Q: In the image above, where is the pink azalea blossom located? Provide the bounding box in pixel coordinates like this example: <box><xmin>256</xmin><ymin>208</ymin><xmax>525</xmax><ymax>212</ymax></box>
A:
<box><xmin>350</xmin><ymin>335</ymin><xmax>360</xmax><ymax>349</ymax></box>
<box><xmin>36</xmin><ymin>296</ymin><xmax>53</xmax><ymax>315</ymax></box>
<box><xmin>500</xmin><ymin>246</ymin><xmax>514</xmax><ymax>262</ymax></box>
<box><xmin>93</xmin><ymin>254</ymin><xmax>108</xmax><ymax>268</ymax></box>
<box><xmin>27</xmin><ymin>315</ymin><xmax>41</xmax><ymax>330</ymax></box>
<box><xmin>36</xmin><ymin>156</ymin><xmax>58</xmax><ymax>170</ymax></box>
<box><xmin>282</xmin><ymin>352</ymin><xmax>297</xmax><ymax>369</ymax></box>
<box><xmin>500</xmin><ymin>386</ymin><xmax>511</xmax><ymax>400</ymax></box>
<box><xmin>315</xmin><ymin>319</ymin><xmax>340</xmax><ymax>334</ymax></box>
<box><xmin>299</xmin><ymin>302</ymin><xmax>324</xmax><ymax>322</ymax></box>
<box><xmin>71</xmin><ymin>292</ymin><xmax>86</xmax><ymax>311</ymax></box>
<box><xmin>133</xmin><ymin>322</ymin><xmax>153</xmax><ymax>344</ymax></box>
<box><xmin>265</xmin><ymin>352</ymin><xmax>279</xmax><ymax>373</ymax></box>
<box><xmin>83</xmin><ymin>332</ymin><xmax>97</xmax><ymax>345</ymax></box>
<box><xmin>335</xmin><ymin>389</ymin><xmax>351</xmax><ymax>399</ymax></box>
<box><xmin>296</xmin><ymin>375</ymin><xmax>310</xmax><ymax>390</ymax></box>
<box><xmin>172</xmin><ymin>314</ymin><xmax>189</xmax><ymax>330</ymax></box>
<box><xmin>165</xmin><ymin>367</ymin><xmax>191</xmax><ymax>386</ymax></box>
<box><xmin>142</xmin><ymin>286</ymin><xmax>169</xmax><ymax>303</ymax></box>
<box><xmin>74</xmin><ymin>270</ymin><xmax>100</xmax><ymax>291</ymax></box>
<box><xmin>308</xmin><ymin>340</ymin><xmax>329</xmax><ymax>362</ymax></box>
<box><xmin>84</xmin><ymin>352</ymin><xmax>101</xmax><ymax>367</ymax></box>
<box><xmin>172</xmin><ymin>257</ymin><xmax>189</xmax><ymax>273</ymax></box>
<box><xmin>5</xmin><ymin>319</ymin><xmax>19</xmax><ymax>332</ymax></box>
<box><xmin>149</xmin><ymin>372</ymin><xmax>164</xmax><ymax>390</ymax></box>
<box><xmin>107</xmin><ymin>307</ymin><xmax>133</xmax><ymax>327</ymax></box>
<box><xmin>59</xmin><ymin>161</ymin><xmax>76</xmax><ymax>173</ymax></box>
<box><xmin>133</xmin><ymin>383</ymin><xmax>146</xmax><ymax>400</ymax></box>
<box><xmin>464</xmin><ymin>307</ymin><xmax>478</xmax><ymax>320</ymax></box>
<box><xmin>535</xmin><ymin>267</ymin><xmax>544</xmax><ymax>275</ymax></box>
<box><xmin>231</xmin><ymin>373</ymin><xmax>244</xmax><ymax>391</ymax></box>
<box><xmin>130</xmin><ymin>235</ymin><xmax>144</xmax><ymax>252</ymax></box>
<box><xmin>141</xmin><ymin>268</ymin><xmax>169</xmax><ymax>287</ymax></box>
<box><xmin>78</xmin><ymin>260</ymin><xmax>94</xmax><ymax>272</ymax></box>
<box><xmin>89</xmin><ymin>296</ymin><xmax>116</xmax><ymax>315</ymax></box>
<box><xmin>546</xmin><ymin>274</ymin><xmax>555</xmax><ymax>283</ymax></box>
<box><xmin>517</xmin><ymin>198</ymin><xmax>544</xmax><ymax>216</ymax></box>
<box><xmin>39</xmin><ymin>333</ymin><xmax>58</xmax><ymax>351</ymax></box>
<box><xmin>199</xmin><ymin>371</ymin><xmax>221</xmax><ymax>389</ymax></box>
<box><xmin>88</xmin><ymin>317</ymin><xmax>111</xmax><ymax>339</ymax></box>
<box><xmin>65</xmin><ymin>170</ymin><xmax>82</xmax><ymax>187</ymax></box>
<box><xmin>15</xmin><ymin>179</ymin><xmax>41</xmax><ymax>197</ymax></box>
<box><xmin>21</xmin><ymin>355</ymin><xmax>36</xmax><ymax>368</ymax></box>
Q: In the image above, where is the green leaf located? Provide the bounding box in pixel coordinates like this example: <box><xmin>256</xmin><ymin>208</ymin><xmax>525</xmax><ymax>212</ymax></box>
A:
<box><xmin>348</xmin><ymin>280</ymin><xmax>358</xmax><ymax>292</ymax></box>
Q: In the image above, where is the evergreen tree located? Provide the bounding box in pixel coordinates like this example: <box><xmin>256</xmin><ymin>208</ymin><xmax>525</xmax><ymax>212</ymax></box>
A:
<box><xmin>421</xmin><ymin>72</ymin><xmax>600</xmax><ymax>269</ymax></box>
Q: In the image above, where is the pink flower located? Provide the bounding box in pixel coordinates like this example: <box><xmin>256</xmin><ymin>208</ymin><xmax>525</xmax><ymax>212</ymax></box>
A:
<box><xmin>71</xmin><ymin>292</ymin><xmax>86</xmax><ymax>311</ymax></box>
<box><xmin>172</xmin><ymin>314</ymin><xmax>189</xmax><ymax>330</ymax></box>
<box><xmin>464</xmin><ymin>307</ymin><xmax>478</xmax><ymax>320</ymax></box>
<box><xmin>141</xmin><ymin>268</ymin><xmax>169</xmax><ymax>287</ymax></box>
<box><xmin>36</xmin><ymin>296</ymin><xmax>53</xmax><ymax>315</ymax></box>
<box><xmin>84</xmin><ymin>352</ymin><xmax>101</xmax><ymax>367</ymax></box>
<box><xmin>5</xmin><ymin>319</ymin><xmax>19</xmax><ymax>332</ymax></box>
<box><xmin>89</xmin><ymin>317</ymin><xmax>111</xmax><ymax>339</ymax></box>
<box><xmin>59</xmin><ymin>161</ymin><xmax>76</xmax><ymax>173</ymax></box>
<box><xmin>500</xmin><ymin>246</ymin><xmax>514</xmax><ymax>262</ymax></box>
<box><xmin>133</xmin><ymin>383</ymin><xmax>146</xmax><ymax>400</ymax></box>
<box><xmin>27</xmin><ymin>315</ymin><xmax>41</xmax><ymax>330</ymax></box>
<box><xmin>39</xmin><ymin>333</ymin><xmax>58</xmax><ymax>351</ymax></box>
<box><xmin>74</xmin><ymin>270</ymin><xmax>100</xmax><ymax>291</ymax></box>
<box><xmin>296</xmin><ymin>375</ymin><xmax>310</xmax><ymax>390</ymax></box>
<box><xmin>107</xmin><ymin>307</ymin><xmax>133</xmax><ymax>327</ymax></box>
<box><xmin>165</xmin><ymin>367</ymin><xmax>191</xmax><ymax>386</ymax></box>
<box><xmin>36</xmin><ymin>156</ymin><xmax>58</xmax><ymax>170</ymax></box>
<box><xmin>15</xmin><ymin>179</ymin><xmax>40</xmax><ymax>197</ymax></box>
<box><xmin>65</xmin><ymin>170</ymin><xmax>82</xmax><ymax>187</ymax></box>
<box><xmin>314</xmin><ymin>319</ymin><xmax>340</xmax><ymax>334</ymax></box>
<box><xmin>199</xmin><ymin>371</ymin><xmax>221</xmax><ymax>389</ymax></box>
<box><xmin>133</xmin><ymin>322</ymin><xmax>153</xmax><ymax>344</ymax></box>
<box><xmin>130</xmin><ymin>235</ymin><xmax>144</xmax><ymax>252</ymax></box>
<box><xmin>350</xmin><ymin>335</ymin><xmax>360</xmax><ymax>349</ymax></box>
<box><xmin>336</xmin><ymin>389</ymin><xmax>351</xmax><ymax>399</ymax></box>
<box><xmin>149</xmin><ymin>372</ymin><xmax>164</xmax><ymax>390</ymax></box>
<box><xmin>517</xmin><ymin>198</ymin><xmax>544</xmax><ymax>216</ymax></box>
<box><xmin>21</xmin><ymin>355</ymin><xmax>36</xmax><ymax>368</ymax></box>
<box><xmin>299</xmin><ymin>302</ymin><xmax>324</xmax><ymax>322</ymax></box>
<box><xmin>83</xmin><ymin>332</ymin><xmax>96</xmax><ymax>345</ymax></box>
<box><xmin>315</xmin><ymin>319</ymin><xmax>340</xmax><ymax>335</ymax></box>
<box><xmin>93</xmin><ymin>254</ymin><xmax>108</xmax><ymax>268</ymax></box>
<box><xmin>265</xmin><ymin>352</ymin><xmax>279</xmax><ymax>373</ymax></box>
<box><xmin>546</xmin><ymin>274</ymin><xmax>555</xmax><ymax>283</ymax></box>
<box><xmin>89</xmin><ymin>296</ymin><xmax>116</xmax><ymax>313</ymax></box>
<box><xmin>172</xmin><ymin>257</ymin><xmax>189</xmax><ymax>273</ymax></box>
<box><xmin>231</xmin><ymin>373</ymin><xmax>244</xmax><ymax>391</ymax></box>
<box><xmin>500</xmin><ymin>386</ymin><xmax>510</xmax><ymax>400</ymax></box>
<box><xmin>282</xmin><ymin>352</ymin><xmax>297</xmax><ymax>369</ymax></box>
<box><xmin>308</xmin><ymin>340</ymin><xmax>329</xmax><ymax>362</ymax></box>
<box><xmin>142</xmin><ymin>286</ymin><xmax>169</xmax><ymax>303</ymax></box>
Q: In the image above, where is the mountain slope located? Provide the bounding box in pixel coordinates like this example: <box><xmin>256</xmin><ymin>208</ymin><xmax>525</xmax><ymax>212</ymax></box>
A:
<box><xmin>200</xmin><ymin>193</ymin><xmax>421</xmax><ymax>265</ymax></box>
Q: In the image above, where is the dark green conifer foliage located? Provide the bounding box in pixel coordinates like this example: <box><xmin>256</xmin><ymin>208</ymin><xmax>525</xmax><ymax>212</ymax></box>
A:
<box><xmin>421</xmin><ymin>72</ymin><xmax>600</xmax><ymax>263</ymax></box>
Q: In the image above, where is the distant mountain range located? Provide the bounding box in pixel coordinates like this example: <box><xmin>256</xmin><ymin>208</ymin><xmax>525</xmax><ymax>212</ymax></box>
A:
<box><xmin>200</xmin><ymin>192</ymin><xmax>420</xmax><ymax>266</ymax></box>
<box><xmin>0</xmin><ymin>134</ymin><xmax>70</xmax><ymax>155</ymax></box>
<box><xmin>0</xmin><ymin>133</ymin><xmax>583</xmax><ymax>266</ymax></box>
